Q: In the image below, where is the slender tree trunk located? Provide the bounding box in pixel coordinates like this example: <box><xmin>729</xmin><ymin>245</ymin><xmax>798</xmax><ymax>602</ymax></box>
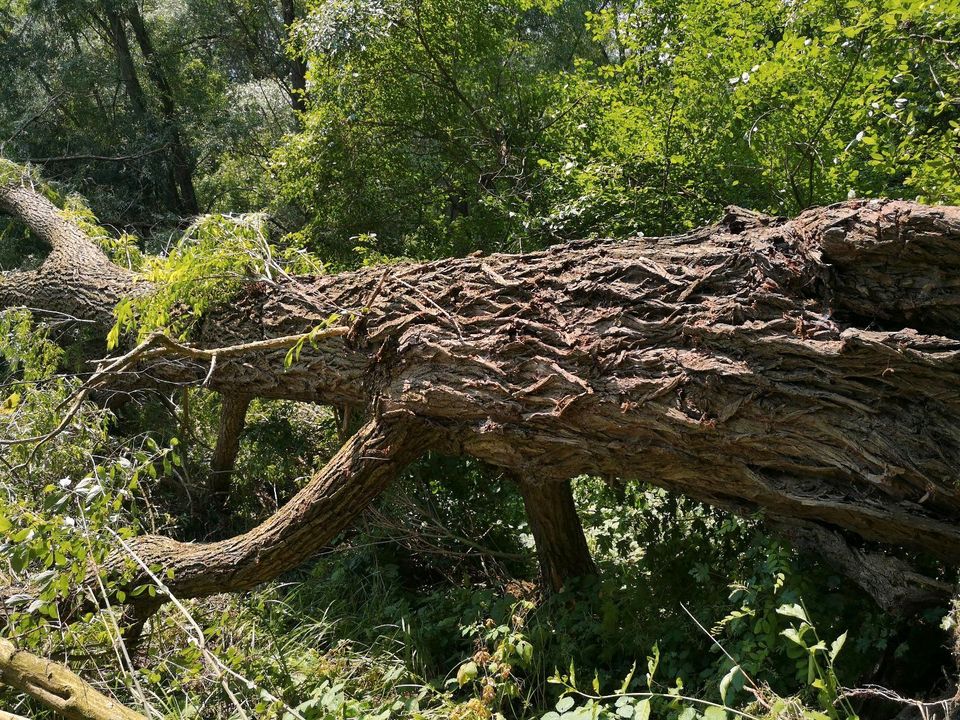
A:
<box><xmin>125</xmin><ymin>3</ymin><xmax>199</xmax><ymax>214</ymax></box>
<box><xmin>209</xmin><ymin>394</ymin><xmax>252</xmax><ymax>503</ymax></box>
<box><xmin>0</xmin><ymin>636</ymin><xmax>146</xmax><ymax>720</ymax></box>
<box><xmin>281</xmin><ymin>0</ymin><xmax>307</xmax><ymax>113</ymax></box>
<box><xmin>102</xmin><ymin>7</ymin><xmax>148</xmax><ymax>117</ymax></box>
<box><xmin>517</xmin><ymin>479</ymin><xmax>596</xmax><ymax>592</ymax></box>
<box><xmin>97</xmin><ymin>3</ymin><xmax>181</xmax><ymax>210</ymax></box>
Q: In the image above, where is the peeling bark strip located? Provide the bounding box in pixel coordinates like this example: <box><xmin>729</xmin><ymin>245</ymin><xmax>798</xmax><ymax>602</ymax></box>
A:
<box><xmin>3</xmin><ymin>168</ymin><xmax>960</xmax><ymax>600</ymax></box>
<box><xmin>0</xmin><ymin>636</ymin><xmax>147</xmax><ymax>720</ymax></box>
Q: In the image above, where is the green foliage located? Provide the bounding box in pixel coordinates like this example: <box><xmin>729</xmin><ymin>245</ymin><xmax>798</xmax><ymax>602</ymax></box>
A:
<box><xmin>2</xmin><ymin>1</ymin><xmax>959</xmax><ymax>718</ymax></box>
<box><xmin>109</xmin><ymin>212</ymin><xmax>323</xmax><ymax>345</ymax></box>
<box><xmin>538</xmin><ymin>602</ymin><xmax>859</xmax><ymax>719</ymax></box>
<box><xmin>60</xmin><ymin>194</ymin><xmax>144</xmax><ymax>269</ymax></box>
<box><xmin>273</xmin><ymin>0</ymin><xmax>593</xmax><ymax>262</ymax></box>
<box><xmin>275</xmin><ymin>0</ymin><xmax>959</xmax><ymax>260</ymax></box>
<box><xmin>0</xmin><ymin>311</ymin><xmax>173</xmax><ymax>661</ymax></box>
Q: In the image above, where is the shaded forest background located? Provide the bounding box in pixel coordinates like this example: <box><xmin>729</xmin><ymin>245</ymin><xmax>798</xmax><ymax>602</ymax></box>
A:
<box><xmin>0</xmin><ymin>0</ymin><xmax>959</xmax><ymax>718</ymax></box>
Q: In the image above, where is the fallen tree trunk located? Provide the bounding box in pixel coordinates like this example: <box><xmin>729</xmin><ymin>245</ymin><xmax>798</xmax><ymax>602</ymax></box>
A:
<box><xmin>183</xmin><ymin>200</ymin><xmax>960</xmax><ymax>562</ymax></box>
<box><xmin>0</xmin><ymin>636</ymin><xmax>146</xmax><ymax>720</ymax></box>
<box><xmin>3</xmin><ymin>166</ymin><xmax>960</xmax><ymax>606</ymax></box>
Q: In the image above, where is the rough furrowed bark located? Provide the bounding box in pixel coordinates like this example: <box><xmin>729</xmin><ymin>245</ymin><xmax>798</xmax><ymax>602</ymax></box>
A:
<box><xmin>517</xmin><ymin>478</ymin><xmax>596</xmax><ymax>592</ymax></box>
<box><xmin>0</xmin><ymin>177</ymin><xmax>140</xmax><ymax>328</ymax></box>
<box><xmin>182</xmin><ymin>200</ymin><xmax>960</xmax><ymax>563</ymax></box>
<box><xmin>4</xmin><ymin>173</ymin><xmax>960</xmax><ymax>602</ymax></box>
<box><xmin>0</xmin><ymin>635</ymin><xmax>147</xmax><ymax>720</ymax></box>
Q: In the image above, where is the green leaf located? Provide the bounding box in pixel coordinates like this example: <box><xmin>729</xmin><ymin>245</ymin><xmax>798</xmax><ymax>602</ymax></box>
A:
<box><xmin>517</xmin><ymin>639</ymin><xmax>533</xmax><ymax>665</ymax></box>
<box><xmin>781</xmin><ymin>627</ymin><xmax>808</xmax><ymax>648</ymax></box>
<box><xmin>777</xmin><ymin>603</ymin><xmax>808</xmax><ymax>622</ymax></box>
<box><xmin>618</xmin><ymin>661</ymin><xmax>636</xmax><ymax>694</ymax></box>
<box><xmin>635</xmin><ymin>699</ymin><xmax>651</xmax><ymax>720</ymax></box>
<box><xmin>106</xmin><ymin>322</ymin><xmax>121</xmax><ymax>351</ymax></box>
<box><xmin>830</xmin><ymin>631</ymin><xmax>847</xmax><ymax>662</ymax></box>
<box><xmin>456</xmin><ymin>661</ymin><xmax>478</xmax><ymax>687</ymax></box>
<box><xmin>719</xmin><ymin>664</ymin><xmax>742</xmax><ymax>704</ymax></box>
<box><xmin>645</xmin><ymin>644</ymin><xmax>659</xmax><ymax>687</ymax></box>
<box><xmin>556</xmin><ymin>696</ymin><xmax>575</xmax><ymax>713</ymax></box>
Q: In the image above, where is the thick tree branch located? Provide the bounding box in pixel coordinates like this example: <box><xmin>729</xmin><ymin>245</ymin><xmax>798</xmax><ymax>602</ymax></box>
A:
<box><xmin>0</xmin><ymin>710</ymin><xmax>31</xmax><ymax>720</ymax></box>
<box><xmin>0</xmin><ymin>636</ymin><xmax>147</xmax><ymax>720</ymax></box>
<box><xmin>774</xmin><ymin>520</ymin><xmax>954</xmax><ymax>613</ymax></box>
<box><xmin>111</xmin><ymin>417</ymin><xmax>435</xmax><ymax>601</ymax></box>
<box><xmin>0</xmin><ymin>172</ymin><xmax>140</xmax><ymax>327</ymax></box>
<box><xmin>169</xmin><ymin>200</ymin><xmax>960</xmax><ymax>563</ymax></box>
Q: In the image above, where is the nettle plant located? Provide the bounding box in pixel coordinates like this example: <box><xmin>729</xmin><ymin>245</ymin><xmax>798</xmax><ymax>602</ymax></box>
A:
<box><xmin>541</xmin><ymin>602</ymin><xmax>856</xmax><ymax>720</ymax></box>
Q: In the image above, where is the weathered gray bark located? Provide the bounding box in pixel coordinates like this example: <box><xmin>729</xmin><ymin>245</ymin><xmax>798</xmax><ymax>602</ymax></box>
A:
<box><xmin>3</xmin><ymin>168</ymin><xmax>960</xmax><ymax>607</ymax></box>
<box><xmin>775</xmin><ymin>520</ymin><xmax>954</xmax><ymax>613</ymax></box>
